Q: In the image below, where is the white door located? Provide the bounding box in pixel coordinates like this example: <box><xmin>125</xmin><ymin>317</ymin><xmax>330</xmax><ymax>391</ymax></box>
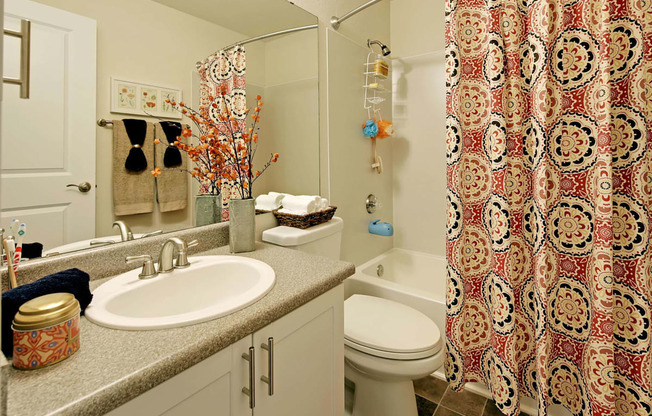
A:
<box><xmin>1</xmin><ymin>0</ymin><xmax>96</xmax><ymax>250</ymax></box>
<box><xmin>254</xmin><ymin>286</ymin><xmax>344</xmax><ymax>416</ymax></box>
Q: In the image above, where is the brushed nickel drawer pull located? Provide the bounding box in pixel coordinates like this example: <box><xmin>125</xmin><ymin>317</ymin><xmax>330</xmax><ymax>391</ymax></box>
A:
<box><xmin>261</xmin><ymin>337</ymin><xmax>274</xmax><ymax>396</ymax></box>
<box><xmin>241</xmin><ymin>347</ymin><xmax>255</xmax><ymax>409</ymax></box>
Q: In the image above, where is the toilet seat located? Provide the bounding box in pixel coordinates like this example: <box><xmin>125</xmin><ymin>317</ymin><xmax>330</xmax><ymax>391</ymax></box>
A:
<box><xmin>344</xmin><ymin>295</ymin><xmax>442</xmax><ymax>361</ymax></box>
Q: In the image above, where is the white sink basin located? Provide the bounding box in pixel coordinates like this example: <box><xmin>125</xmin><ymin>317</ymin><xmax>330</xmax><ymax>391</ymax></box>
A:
<box><xmin>86</xmin><ymin>256</ymin><xmax>275</xmax><ymax>330</ymax></box>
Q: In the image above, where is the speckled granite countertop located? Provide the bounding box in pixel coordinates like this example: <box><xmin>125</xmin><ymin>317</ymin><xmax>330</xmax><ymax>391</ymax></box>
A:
<box><xmin>6</xmin><ymin>243</ymin><xmax>355</xmax><ymax>416</ymax></box>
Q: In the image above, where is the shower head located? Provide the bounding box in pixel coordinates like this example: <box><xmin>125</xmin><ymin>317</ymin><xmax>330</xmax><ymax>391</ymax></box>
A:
<box><xmin>367</xmin><ymin>39</ymin><xmax>391</xmax><ymax>56</ymax></box>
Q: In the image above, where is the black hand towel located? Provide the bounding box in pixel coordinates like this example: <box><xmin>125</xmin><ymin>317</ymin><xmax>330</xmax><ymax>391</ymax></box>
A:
<box><xmin>159</xmin><ymin>121</ymin><xmax>183</xmax><ymax>168</ymax></box>
<box><xmin>123</xmin><ymin>119</ymin><xmax>148</xmax><ymax>172</ymax></box>
<box><xmin>1</xmin><ymin>268</ymin><xmax>93</xmax><ymax>356</ymax></box>
<box><xmin>22</xmin><ymin>242</ymin><xmax>43</xmax><ymax>259</ymax></box>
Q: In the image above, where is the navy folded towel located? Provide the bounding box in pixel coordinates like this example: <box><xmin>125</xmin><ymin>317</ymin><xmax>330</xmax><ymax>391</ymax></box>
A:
<box><xmin>1</xmin><ymin>268</ymin><xmax>93</xmax><ymax>356</ymax></box>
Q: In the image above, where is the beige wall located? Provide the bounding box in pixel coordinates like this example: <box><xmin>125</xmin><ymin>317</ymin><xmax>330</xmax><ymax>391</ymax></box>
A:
<box><xmin>33</xmin><ymin>0</ymin><xmax>264</xmax><ymax>237</ymax></box>
<box><xmin>390</xmin><ymin>0</ymin><xmax>446</xmax><ymax>256</ymax></box>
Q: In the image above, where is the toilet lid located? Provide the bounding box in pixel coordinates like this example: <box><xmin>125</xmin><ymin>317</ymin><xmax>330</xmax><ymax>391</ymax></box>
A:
<box><xmin>344</xmin><ymin>295</ymin><xmax>442</xmax><ymax>360</ymax></box>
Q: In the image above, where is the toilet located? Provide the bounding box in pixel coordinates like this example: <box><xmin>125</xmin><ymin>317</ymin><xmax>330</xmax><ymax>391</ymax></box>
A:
<box><xmin>344</xmin><ymin>294</ymin><xmax>443</xmax><ymax>416</ymax></box>
<box><xmin>262</xmin><ymin>217</ymin><xmax>444</xmax><ymax>416</ymax></box>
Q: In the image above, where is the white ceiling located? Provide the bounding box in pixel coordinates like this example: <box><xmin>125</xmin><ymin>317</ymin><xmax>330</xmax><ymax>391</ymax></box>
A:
<box><xmin>152</xmin><ymin>0</ymin><xmax>317</xmax><ymax>38</ymax></box>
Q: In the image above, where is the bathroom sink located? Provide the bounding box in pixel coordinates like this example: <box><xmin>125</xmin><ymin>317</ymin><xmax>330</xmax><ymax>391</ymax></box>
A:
<box><xmin>85</xmin><ymin>256</ymin><xmax>275</xmax><ymax>330</ymax></box>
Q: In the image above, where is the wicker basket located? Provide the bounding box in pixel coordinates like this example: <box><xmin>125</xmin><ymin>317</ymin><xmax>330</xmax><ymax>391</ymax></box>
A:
<box><xmin>273</xmin><ymin>206</ymin><xmax>337</xmax><ymax>229</ymax></box>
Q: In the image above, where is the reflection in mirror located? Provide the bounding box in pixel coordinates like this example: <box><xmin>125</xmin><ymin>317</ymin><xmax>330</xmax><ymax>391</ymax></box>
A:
<box><xmin>1</xmin><ymin>0</ymin><xmax>319</xmax><ymax>258</ymax></box>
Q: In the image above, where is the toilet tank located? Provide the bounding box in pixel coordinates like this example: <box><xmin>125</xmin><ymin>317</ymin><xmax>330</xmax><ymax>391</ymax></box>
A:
<box><xmin>262</xmin><ymin>217</ymin><xmax>343</xmax><ymax>260</ymax></box>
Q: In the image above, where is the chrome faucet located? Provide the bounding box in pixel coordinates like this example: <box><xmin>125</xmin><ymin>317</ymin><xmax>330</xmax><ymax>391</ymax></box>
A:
<box><xmin>113</xmin><ymin>221</ymin><xmax>134</xmax><ymax>241</ymax></box>
<box><xmin>158</xmin><ymin>237</ymin><xmax>198</xmax><ymax>273</ymax></box>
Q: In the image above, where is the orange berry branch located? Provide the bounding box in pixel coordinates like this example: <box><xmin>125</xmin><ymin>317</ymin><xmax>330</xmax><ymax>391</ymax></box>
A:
<box><xmin>155</xmin><ymin>89</ymin><xmax>279</xmax><ymax>199</ymax></box>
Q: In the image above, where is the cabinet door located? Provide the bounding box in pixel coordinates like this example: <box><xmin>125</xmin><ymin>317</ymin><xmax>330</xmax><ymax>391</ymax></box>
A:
<box><xmin>107</xmin><ymin>337</ymin><xmax>251</xmax><ymax>416</ymax></box>
<box><xmin>253</xmin><ymin>285</ymin><xmax>344</xmax><ymax>416</ymax></box>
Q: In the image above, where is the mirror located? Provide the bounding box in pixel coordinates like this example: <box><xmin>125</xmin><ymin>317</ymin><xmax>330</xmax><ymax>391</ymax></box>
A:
<box><xmin>1</xmin><ymin>0</ymin><xmax>319</xmax><ymax>258</ymax></box>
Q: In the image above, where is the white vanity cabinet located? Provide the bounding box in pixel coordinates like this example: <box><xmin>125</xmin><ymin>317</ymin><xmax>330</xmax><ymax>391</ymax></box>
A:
<box><xmin>108</xmin><ymin>285</ymin><xmax>344</xmax><ymax>416</ymax></box>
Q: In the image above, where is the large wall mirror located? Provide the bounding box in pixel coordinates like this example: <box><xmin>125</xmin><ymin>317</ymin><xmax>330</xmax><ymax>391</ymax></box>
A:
<box><xmin>1</xmin><ymin>0</ymin><xmax>319</xmax><ymax>258</ymax></box>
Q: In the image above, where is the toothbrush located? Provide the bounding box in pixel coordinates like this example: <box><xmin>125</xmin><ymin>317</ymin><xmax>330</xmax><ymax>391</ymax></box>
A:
<box><xmin>4</xmin><ymin>219</ymin><xmax>19</xmax><ymax>266</ymax></box>
<box><xmin>13</xmin><ymin>223</ymin><xmax>25</xmax><ymax>272</ymax></box>
<box><xmin>8</xmin><ymin>219</ymin><xmax>18</xmax><ymax>239</ymax></box>
<box><xmin>3</xmin><ymin>238</ymin><xmax>18</xmax><ymax>289</ymax></box>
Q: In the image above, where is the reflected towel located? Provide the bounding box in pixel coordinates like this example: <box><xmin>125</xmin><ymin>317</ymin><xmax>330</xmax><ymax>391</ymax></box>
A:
<box><xmin>1</xmin><ymin>268</ymin><xmax>93</xmax><ymax>356</ymax></box>
<box><xmin>255</xmin><ymin>194</ymin><xmax>282</xmax><ymax>211</ymax></box>
<box><xmin>113</xmin><ymin>120</ymin><xmax>155</xmax><ymax>215</ymax></box>
<box><xmin>155</xmin><ymin>122</ymin><xmax>188</xmax><ymax>212</ymax></box>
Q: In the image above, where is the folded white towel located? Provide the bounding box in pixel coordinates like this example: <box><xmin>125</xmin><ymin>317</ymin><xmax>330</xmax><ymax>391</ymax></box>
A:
<box><xmin>268</xmin><ymin>192</ymin><xmax>288</xmax><ymax>202</ymax></box>
<box><xmin>281</xmin><ymin>195</ymin><xmax>317</xmax><ymax>214</ymax></box>
<box><xmin>297</xmin><ymin>195</ymin><xmax>329</xmax><ymax>211</ymax></box>
<box><xmin>278</xmin><ymin>208</ymin><xmax>309</xmax><ymax>216</ymax></box>
<box><xmin>255</xmin><ymin>194</ymin><xmax>282</xmax><ymax>211</ymax></box>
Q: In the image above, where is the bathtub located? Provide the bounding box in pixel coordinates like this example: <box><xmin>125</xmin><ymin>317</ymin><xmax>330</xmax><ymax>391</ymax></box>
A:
<box><xmin>343</xmin><ymin>248</ymin><xmax>446</xmax><ymax>338</ymax></box>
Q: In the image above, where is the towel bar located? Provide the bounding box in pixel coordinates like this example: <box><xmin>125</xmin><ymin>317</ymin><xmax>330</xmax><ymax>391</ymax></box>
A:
<box><xmin>3</xmin><ymin>19</ymin><xmax>31</xmax><ymax>99</ymax></box>
<box><xmin>98</xmin><ymin>118</ymin><xmax>190</xmax><ymax>129</ymax></box>
<box><xmin>97</xmin><ymin>119</ymin><xmax>113</xmax><ymax>127</ymax></box>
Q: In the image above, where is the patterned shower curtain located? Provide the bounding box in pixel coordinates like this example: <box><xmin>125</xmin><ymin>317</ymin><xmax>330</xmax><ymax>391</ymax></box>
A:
<box><xmin>198</xmin><ymin>46</ymin><xmax>247</xmax><ymax>220</ymax></box>
<box><xmin>445</xmin><ymin>0</ymin><xmax>651</xmax><ymax>414</ymax></box>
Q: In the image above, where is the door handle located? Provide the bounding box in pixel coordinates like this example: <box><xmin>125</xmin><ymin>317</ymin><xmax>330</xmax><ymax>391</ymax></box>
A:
<box><xmin>261</xmin><ymin>337</ymin><xmax>274</xmax><ymax>396</ymax></box>
<box><xmin>242</xmin><ymin>347</ymin><xmax>255</xmax><ymax>409</ymax></box>
<box><xmin>66</xmin><ymin>182</ymin><xmax>92</xmax><ymax>193</ymax></box>
<box><xmin>3</xmin><ymin>19</ymin><xmax>31</xmax><ymax>99</ymax></box>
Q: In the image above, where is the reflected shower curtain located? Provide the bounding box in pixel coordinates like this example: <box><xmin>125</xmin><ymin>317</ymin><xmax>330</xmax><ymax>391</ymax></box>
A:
<box><xmin>198</xmin><ymin>46</ymin><xmax>247</xmax><ymax>220</ymax></box>
<box><xmin>445</xmin><ymin>0</ymin><xmax>651</xmax><ymax>414</ymax></box>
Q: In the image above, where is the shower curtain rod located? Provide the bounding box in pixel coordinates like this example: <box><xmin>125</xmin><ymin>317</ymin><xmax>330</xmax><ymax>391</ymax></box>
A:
<box><xmin>330</xmin><ymin>0</ymin><xmax>383</xmax><ymax>29</ymax></box>
<box><xmin>195</xmin><ymin>24</ymin><xmax>318</xmax><ymax>69</ymax></box>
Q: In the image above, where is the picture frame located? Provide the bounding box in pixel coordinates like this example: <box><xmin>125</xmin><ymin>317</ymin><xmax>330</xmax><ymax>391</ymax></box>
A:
<box><xmin>110</xmin><ymin>77</ymin><xmax>182</xmax><ymax>119</ymax></box>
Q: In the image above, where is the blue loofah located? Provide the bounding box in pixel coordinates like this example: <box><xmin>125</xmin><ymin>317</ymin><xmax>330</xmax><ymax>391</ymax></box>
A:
<box><xmin>362</xmin><ymin>119</ymin><xmax>378</xmax><ymax>138</ymax></box>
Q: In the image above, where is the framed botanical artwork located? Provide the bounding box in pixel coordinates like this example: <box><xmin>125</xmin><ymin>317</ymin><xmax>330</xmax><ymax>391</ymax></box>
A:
<box><xmin>110</xmin><ymin>77</ymin><xmax>182</xmax><ymax>119</ymax></box>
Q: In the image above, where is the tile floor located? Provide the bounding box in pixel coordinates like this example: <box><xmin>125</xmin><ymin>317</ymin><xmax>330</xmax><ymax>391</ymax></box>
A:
<box><xmin>414</xmin><ymin>376</ymin><xmax>501</xmax><ymax>416</ymax></box>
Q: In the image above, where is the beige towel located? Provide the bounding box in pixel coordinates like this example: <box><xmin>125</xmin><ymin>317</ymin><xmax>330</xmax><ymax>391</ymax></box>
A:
<box><xmin>154</xmin><ymin>123</ymin><xmax>188</xmax><ymax>212</ymax></box>
<box><xmin>112</xmin><ymin>120</ymin><xmax>155</xmax><ymax>216</ymax></box>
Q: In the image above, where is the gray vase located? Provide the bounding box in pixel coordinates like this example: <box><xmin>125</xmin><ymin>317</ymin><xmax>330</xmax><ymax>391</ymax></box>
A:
<box><xmin>195</xmin><ymin>194</ymin><xmax>222</xmax><ymax>226</ymax></box>
<box><xmin>229</xmin><ymin>198</ymin><xmax>255</xmax><ymax>253</ymax></box>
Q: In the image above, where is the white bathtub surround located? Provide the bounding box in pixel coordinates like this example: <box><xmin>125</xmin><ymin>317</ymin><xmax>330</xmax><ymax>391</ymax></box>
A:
<box><xmin>327</xmin><ymin>31</ymin><xmax>394</xmax><ymax>266</ymax></box>
<box><xmin>391</xmin><ymin>51</ymin><xmax>446</xmax><ymax>256</ymax></box>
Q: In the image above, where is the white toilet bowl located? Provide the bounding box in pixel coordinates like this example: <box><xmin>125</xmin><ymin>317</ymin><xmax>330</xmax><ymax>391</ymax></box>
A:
<box><xmin>344</xmin><ymin>295</ymin><xmax>444</xmax><ymax>416</ymax></box>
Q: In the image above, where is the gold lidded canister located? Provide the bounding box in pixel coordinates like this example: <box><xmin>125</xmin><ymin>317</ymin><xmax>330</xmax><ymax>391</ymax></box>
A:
<box><xmin>12</xmin><ymin>293</ymin><xmax>80</xmax><ymax>331</ymax></box>
<box><xmin>12</xmin><ymin>293</ymin><xmax>82</xmax><ymax>370</ymax></box>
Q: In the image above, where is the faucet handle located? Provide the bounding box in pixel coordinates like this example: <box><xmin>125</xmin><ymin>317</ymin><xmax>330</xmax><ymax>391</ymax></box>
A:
<box><xmin>126</xmin><ymin>254</ymin><xmax>158</xmax><ymax>279</ymax></box>
<box><xmin>175</xmin><ymin>239</ymin><xmax>198</xmax><ymax>269</ymax></box>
